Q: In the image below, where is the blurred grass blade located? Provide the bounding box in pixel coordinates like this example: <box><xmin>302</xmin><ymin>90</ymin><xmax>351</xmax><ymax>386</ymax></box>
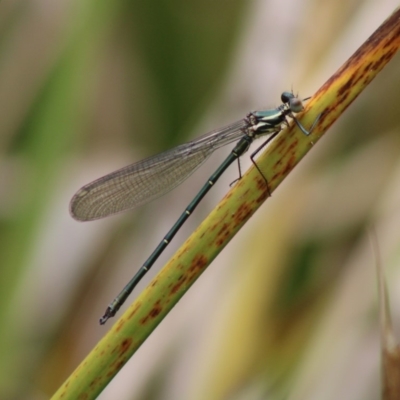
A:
<box><xmin>369</xmin><ymin>230</ymin><xmax>400</xmax><ymax>400</ymax></box>
<box><xmin>51</xmin><ymin>6</ymin><xmax>400</xmax><ymax>400</ymax></box>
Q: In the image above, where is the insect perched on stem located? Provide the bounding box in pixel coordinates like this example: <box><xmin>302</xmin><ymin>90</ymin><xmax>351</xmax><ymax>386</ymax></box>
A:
<box><xmin>70</xmin><ymin>91</ymin><xmax>319</xmax><ymax>324</ymax></box>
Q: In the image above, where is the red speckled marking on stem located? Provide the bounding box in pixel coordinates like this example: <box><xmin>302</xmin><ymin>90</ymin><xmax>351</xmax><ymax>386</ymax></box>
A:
<box><xmin>119</xmin><ymin>338</ymin><xmax>133</xmax><ymax>355</ymax></box>
<box><xmin>139</xmin><ymin>300</ymin><xmax>163</xmax><ymax>324</ymax></box>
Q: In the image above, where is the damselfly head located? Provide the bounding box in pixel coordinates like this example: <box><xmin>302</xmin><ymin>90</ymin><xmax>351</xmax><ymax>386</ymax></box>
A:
<box><xmin>281</xmin><ymin>92</ymin><xmax>303</xmax><ymax>114</ymax></box>
<box><xmin>281</xmin><ymin>91</ymin><xmax>295</xmax><ymax>103</ymax></box>
<box><xmin>289</xmin><ymin>97</ymin><xmax>304</xmax><ymax>113</ymax></box>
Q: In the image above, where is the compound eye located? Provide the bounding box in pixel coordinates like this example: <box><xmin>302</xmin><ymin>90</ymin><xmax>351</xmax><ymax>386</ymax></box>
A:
<box><xmin>289</xmin><ymin>97</ymin><xmax>304</xmax><ymax>113</ymax></box>
<box><xmin>281</xmin><ymin>91</ymin><xmax>294</xmax><ymax>103</ymax></box>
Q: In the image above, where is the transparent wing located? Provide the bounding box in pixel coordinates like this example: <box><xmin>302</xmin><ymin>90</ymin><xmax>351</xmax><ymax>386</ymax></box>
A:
<box><xmin>70</xmin><ymin>119</ymin><xmax>247</xmax><ymax>220</ymax></box>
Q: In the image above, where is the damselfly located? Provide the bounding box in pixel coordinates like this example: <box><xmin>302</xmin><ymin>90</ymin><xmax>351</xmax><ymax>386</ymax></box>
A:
<box><xmin>70</xmin><ymin>91</ymin><xmax>318</xmax><ymax>324</ymax></box>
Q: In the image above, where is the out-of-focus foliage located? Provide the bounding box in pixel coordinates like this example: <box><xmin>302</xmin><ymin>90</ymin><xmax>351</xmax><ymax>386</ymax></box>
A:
<box><xmin>0</xmin><ymin>1</ymin><xmax>399</xmax><ymax>399</ymax></box>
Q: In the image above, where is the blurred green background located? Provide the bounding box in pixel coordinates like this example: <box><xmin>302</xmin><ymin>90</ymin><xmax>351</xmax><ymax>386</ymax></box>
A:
<box><xmin>1</xmin><ymin>1</ymin><xmax>400</xmax><ymax>399</ymax></box>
